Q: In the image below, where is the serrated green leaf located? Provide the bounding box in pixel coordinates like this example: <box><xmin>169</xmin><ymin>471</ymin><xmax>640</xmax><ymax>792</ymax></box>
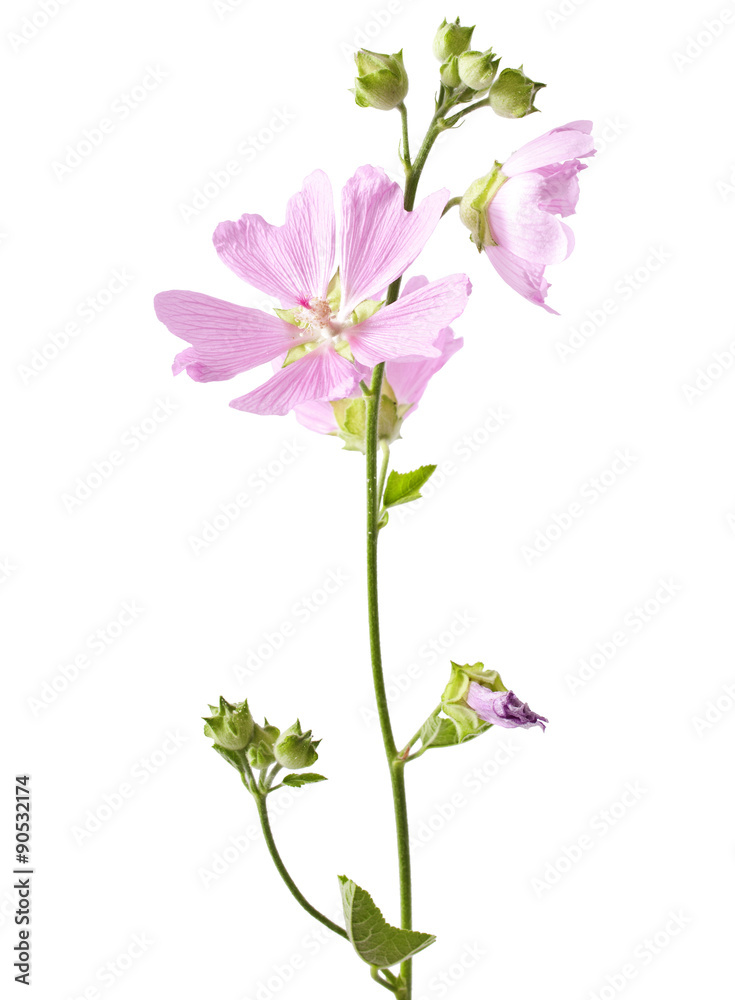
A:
<box><xmin>280</xmin><ymin>772</ymin><xmax>327</xmax><ymax>787</ymax></box>
<box><xmin>382</xmin><ymin>465</ymin><xmax>436</xmax><ymax>509</ymax></box>
<box><xmin>338</xmin><ymin>876</ymin><xmax>435</xmax><ymax>968</ymax></box>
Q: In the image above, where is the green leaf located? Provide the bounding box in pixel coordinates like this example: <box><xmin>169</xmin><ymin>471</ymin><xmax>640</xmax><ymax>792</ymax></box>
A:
<box><xmin>280</xmin><ymin>772</ymin><xmax>327</xmax><ymax>787</ymax></box>
<box><xmin>338</xmin><ymin>876</ymin><xmax>436</xmax><ymax>969</ymax></box>
<box><xmin>382</xmin><ymin>465</ymin><xmax>436</xmax><ymax>509</ymax></box>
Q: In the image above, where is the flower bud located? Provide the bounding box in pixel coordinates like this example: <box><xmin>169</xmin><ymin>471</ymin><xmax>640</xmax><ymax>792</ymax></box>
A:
<box><xmin>439</xmin><ymin>56</ymin><xmax>462</xmax><ymax>89</ymax></box>
<box><xmin>433</xmin><ymin>18</ymin><xmax>475</xmax><ymax>61</ymax></box>
<box><xmin>457</xmin><ymin>49</ymin><xmax>500</xmax><ymax>93</ymax></box>
<box><xmin>354</xmin><ymin>49</ymin><xmax>408</xmax><ymax>111</ymax></box>
<box><xmin>274</xmin><ymin>721</ymin><xmax>320</xmax><ymax>770</ymax></box>
<box><xmin>203</xmin><ymin>697</ymin><xmax>254</xmax><ymax>750</ymax></box>
<box><xmin>246</xmin><ymin>720</ymin><xmax>280</xmax><ymax>770</ymax></box>
<box><xmin>459</xmin><ymin>163</ymin><xmax>509</xmax><ymax>250</ymax></box>
<box><xmin>488</xmin><ymin>66</ymin><xmax>545</xmax><ymax>118</ymax></box>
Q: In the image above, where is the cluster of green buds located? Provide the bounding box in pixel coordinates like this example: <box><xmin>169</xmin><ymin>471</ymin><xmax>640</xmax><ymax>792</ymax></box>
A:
<box><xmin>203</xmin><ymin>698</ymin><xmax>325</xmax><ymax>792</ymax></box>
<box><xmin>351</xmin><ymin>19</ymin><xmax>543</xmax><ymax>121</ymax></box>
<box><xmin>432</xmin><ymin>18</ymin><xmax>543</xmax><ymax>118</ymax></box>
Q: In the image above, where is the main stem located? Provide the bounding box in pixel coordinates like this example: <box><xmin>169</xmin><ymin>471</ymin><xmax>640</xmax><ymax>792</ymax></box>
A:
<box><xmin>364</xmin><ymin>114</ymin><xmax>443</xmax><ymax>1000</ymax></box>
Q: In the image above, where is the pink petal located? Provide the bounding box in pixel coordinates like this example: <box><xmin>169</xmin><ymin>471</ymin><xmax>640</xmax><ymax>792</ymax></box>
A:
<box><xmin>230</xmin><ymin>345</ymin><xmax>359</xmax><ymax>416</ymax></box>
<box><xmin>154</xmin><ymin>290</ymin><xmax>308</xmax><ymax>381</ymax></box>
<box><xmin>488</xmin><ymin>173</ymin><xmax>575</xmax><ymax>264</ymax></box>
<box><xmin>173</xmin><ymin>346</ymin><xmax>198</xmax><ymax>376</ymax></box>
<box><xmin>386</xmin><ymin>327</ymin><xmax>463</xmax><ymax>417</ymax></box>
<box><xmin>345</xmin><ymin>274</ymin><xmax>471</xmax><ymax>366</ymax></box>
<box><xmin>485</xmin><ymin>245</ymin><xmax>558</xmax><ymax>314</ymax></box>
<box><xmin>536</xmin><ymin>160</ymin><xmax>586</xmax><ymax>217</ymax></box>
<box><xmin>502</xmin><ymin>120</ymin><xmax>595</xmax><ymax>177</ymax></box>
<box><xmin>213</xmin><ymin>170</ymin><xmax>335</xmax><ymax>307</ymax></box>
<box><xmin>292</xmin><ymin>400</ymin><xmax>339</xmax><ymax>434</ymax></box>
<box><xmin>339</xmin><ymin>166</ymin><xmax>449</xmax><ymax>315</ymax></box>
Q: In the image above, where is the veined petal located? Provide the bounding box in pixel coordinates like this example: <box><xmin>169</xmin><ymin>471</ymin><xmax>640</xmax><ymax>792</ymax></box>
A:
<box><xmin>345</xmin><ymin>274</ymin><xmax>472</xmax><ymax>366</ymax></box>
<box><xmin>339</xmin><ymin>165</ymin><xmax>449</xmax><ymax>314</ymax></box>
<box><xmin>292</xmin><ymin>400</ymin><xmax>339</xmax><ymax>434</ymax></box>
<box><xmin>213</xmin><ymin>170</ymin><xmax>335</xmax><ymax>306</ymax></box>
<box><xmin>489</xmin><ymin>173</ymin><xmax>575</xmax><ymax>264</ymax></box>
<box><xmin>485</xmin><ymin>245</ymin><xmax>558</xmax><ymax>314</ymax></box>
<box><xmin>386</xmin><ymin>327</ymin><xmax>463</xmax><ymax>417</ymax></box>
<box><xmin>154</xmin><ymin>290</ymin><xmax>309</xmax><ymax>381</ymax></box>
<box><xmin>502</xmin><ymin>120</ymin><xmax>595</xmax><ymax>177</ymax></box>
<box><xmin>230</xmin><ymin>345</ymin><xmax>359</xmax><ymax>416</ymax></box>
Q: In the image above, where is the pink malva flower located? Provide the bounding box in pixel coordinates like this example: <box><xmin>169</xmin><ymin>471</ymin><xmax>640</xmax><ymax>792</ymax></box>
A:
<box><xmin>292</xmin><ymin>276</ymin><xmax>463</xmax><ymax>434</ymax></box>
<box><xmin>460</xmin><ymin>120</ymin><xmax>595</xmax><ymax>313</ymax></box>
<box><xmin>154</xmin><ymin>167</ymin><xmax>471</xmax><ymax>416</ymax></box>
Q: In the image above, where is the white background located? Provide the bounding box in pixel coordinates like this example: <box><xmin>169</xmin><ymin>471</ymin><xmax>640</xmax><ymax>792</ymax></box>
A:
<box><xmin>2</xmin><ymin>0</ymin><xmax>734</xmax><ymax>998</ymax></box>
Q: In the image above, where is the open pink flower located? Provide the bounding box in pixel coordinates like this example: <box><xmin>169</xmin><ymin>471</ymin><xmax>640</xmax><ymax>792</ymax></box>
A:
<box><xmin>292</xmin><ymin>276</ymin><xmax>463</xmax><ymax>434</ymax></box>
<box><xmin>154</xmin><ymin>167</ymin><xmax>471</xmax><ymax>416</ymax></box>
<box><xmin>462</xmin><ymin>121</ymin><xmax>595</xmax><ymax>313</ymax></box>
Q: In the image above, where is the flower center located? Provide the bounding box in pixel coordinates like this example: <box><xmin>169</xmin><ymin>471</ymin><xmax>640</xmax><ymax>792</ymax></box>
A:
<box><xmin>297</xmin><ymin>298</ymin><xmax>343</xmax><ymax>341</ymax></box>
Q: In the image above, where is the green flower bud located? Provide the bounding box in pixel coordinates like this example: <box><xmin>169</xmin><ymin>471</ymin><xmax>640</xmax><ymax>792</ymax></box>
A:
<box><xmin>203</xmin><ymin>697</ymin><xmax>254</xmax><ymax>750</ymax></box>
<box><xmin>439</xmin><ymin>56</ymin><xmax>461</xmax><ymax>89</ymax></box>
<box><xmin>457</xmin><ymin>49</ymin><xmax>500</xmax><ymax>93</ymax></box>
<box><xmin>274</xmin><ymin>721</ymin><xmax>320</xmax><ymax>770</ymax></box>
<box><xmin>246</xmin><ymin>720</ymin><xmax>280</xmax><ymax>770</ymax></box>
<box><xmin>488</xmin><ymin>66</ymin><xmax>545</xmax><ymax>119</ymax></box>
<box><xmin>353</xmin><ymin>49</ymin><xmax>408</xmax><ymax>111</ymax></box>
<box><xmin>459</xmin><ymin>162</ymin><xmax>509</xmax><ymax>250</ymax></box>
<box><xmin>433</xmin><ymin>18</ymin><xmax>475</xmax><ymax>61</ymax></box>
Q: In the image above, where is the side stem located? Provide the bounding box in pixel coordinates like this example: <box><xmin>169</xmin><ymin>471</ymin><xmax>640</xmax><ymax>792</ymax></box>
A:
<box><xmin>253</xmin><ymin>792</ymin><xmax>347</xmax><ymax>940</ymax></box>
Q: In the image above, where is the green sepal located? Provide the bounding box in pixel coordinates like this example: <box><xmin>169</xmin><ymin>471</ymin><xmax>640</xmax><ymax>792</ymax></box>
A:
<box><xmin>274</xmin><ymin>306</ymin><xmax>302</xmax><ymax>327</ymax></box>
<box><xmin>281</xmin><ymin>772</ymin><xmax>328</xmax><ymax>787</ymax></box>
<box><xmin>282</xmin><ymin>343</ymin><xmax>312</xmax><ymax>367</ymax></box>
<box><xmin>382</xmin><ymin>465</ymin><xmax>436</xmax><ymax>508</ymax></box>
<box><xmin>212</xmin><ymin>743</ymin><xmax>250</xmax><ymax>771</ymax></box>
<box><xmin>351</xmin><ymin>298</ymin><xmax>383</xmax><ymax>325</ymax></box>
<box><xmin>338</xmin><ymin>876</ymin><xmax>436</xmax><ymax>969</ymax></box>
<box><xmin>459</xmin><ymin>163</ymin><xmax>508</xmax><ymax>250</ymax></box>
<box><xmin>326</xmin><ymin>270</ymin><xmax>342</xmax><ymax>312</ymax></box>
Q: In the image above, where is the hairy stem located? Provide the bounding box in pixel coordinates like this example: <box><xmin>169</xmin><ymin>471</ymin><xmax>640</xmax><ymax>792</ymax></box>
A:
<box><xmin>253</xmin><ymin>792</ymin><xmax>347</xmax><ymax>940</ymax></box>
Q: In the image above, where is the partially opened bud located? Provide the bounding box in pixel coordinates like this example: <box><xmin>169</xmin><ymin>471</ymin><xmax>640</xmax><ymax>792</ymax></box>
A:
<box><xmin>457</xmin><ymin>49</ymin><xmax>500</xmax><ymax>93</ymax></box>
<box><xmin>274</xmin><ymin>721</ymin><xmax>320</xmax><ymax>770</ymax></box>
<box><xmin>488</xmin><ymin>66</ymin><xmax>545</xmax><ymax>118</ymax></box>
<box><xmin>442</xmin><ymin>662</ymin><xmax>547</xmax><ymax>734</ymax></box>
<box><xmin>433</xmin><ymin>18</ymin><xmax>475</xmax><ymax>61</ymax></box>
<box><xmin>203</xmin><ymin>697</ymin><xmax>254</xmax><ymax>750</ymax></box>
<box><xmin>354</xmin><ymin>49</ymin><xmax>408</xmax><ymax>111</ymax></box>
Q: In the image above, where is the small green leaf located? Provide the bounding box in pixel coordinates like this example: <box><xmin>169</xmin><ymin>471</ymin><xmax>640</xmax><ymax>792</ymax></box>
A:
<box><xmin>281</xmin><ymin>772</ymin><xmax>327</xmax><ymax>787</ymax></box>
<box><xmin>338</xmin><ymin>876</ymin><xmax>436</xmax><ymax>969</ymax></box>
<box><xmin>383</xmin><ymin>465</ymin><xmax>436</xmax><ymax>509</ymax></box>
<box><xmin>351</xmin><ymin>298</ymin><xmax>384</xmax><ymax>325</ymax></box>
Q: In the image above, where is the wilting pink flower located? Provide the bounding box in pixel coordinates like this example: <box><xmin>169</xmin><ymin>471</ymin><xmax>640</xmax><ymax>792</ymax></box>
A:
<box><xmin>466</xmin><ymin>682</ymin><xmax>548</xmax><ymax>731</ymax></box>
<box><xmin>461</xmin><ymin>121</ymin><xmax>595</xmax><ymax>313</ymax></box>
<box><xmin>154</xmin><ymin>167</ymin><xmax>471</xmax><ymax>416</ymax></box>
<box><xmin>292</xmin><ymin>275</ymin><xmax>463</xmax><ymax>434</ymax></box>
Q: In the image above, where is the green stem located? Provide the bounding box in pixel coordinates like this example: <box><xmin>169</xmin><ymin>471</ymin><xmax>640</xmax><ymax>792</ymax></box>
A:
<box><xmin>378</xmin><ymin>441</ymin><xmax>390</xmax><ymax>507</ymax></box>
<box><xmin>365</xmin><ymin>100</ymin><xmax>469</xmax><ymax>997</ymax></box>
<box><xmin>441</xmin><ymin>196</ymin><xmax>462</xmax><ymax>217</ymax></box>
<box><xmin>253</xmin><ymin>792</ymin><xmax>348</xmax><ymax>940</ymax></box>
<box><xmin>398</xmin><ymin>102</ymin><xmax>411</xmax><ymax>170</ymax></box>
